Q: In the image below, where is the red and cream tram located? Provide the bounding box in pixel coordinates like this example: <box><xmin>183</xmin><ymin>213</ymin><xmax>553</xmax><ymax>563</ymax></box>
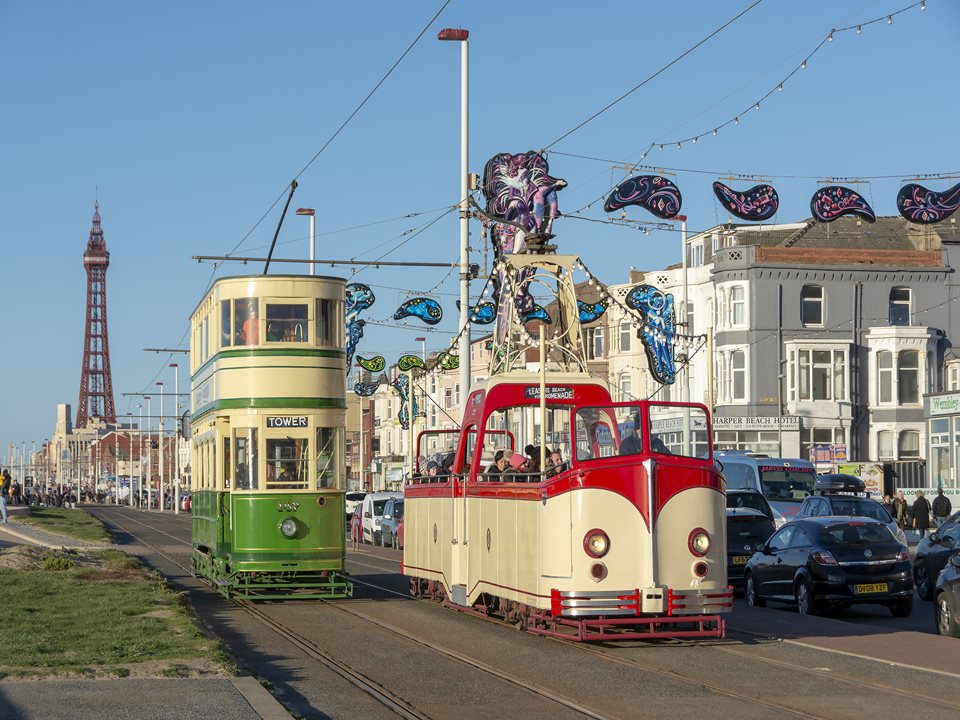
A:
<box><xmin>404</xmin><ymin>375</ymin><xmax>730</xmax><ymax>641</ymax></box>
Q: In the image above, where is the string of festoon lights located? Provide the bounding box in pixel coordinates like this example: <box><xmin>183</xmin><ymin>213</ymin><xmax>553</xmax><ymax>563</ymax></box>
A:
<box><xmin>550</xmin><ymin>0</ymin><xmax>929</xmax><ymax>194</ymax></box>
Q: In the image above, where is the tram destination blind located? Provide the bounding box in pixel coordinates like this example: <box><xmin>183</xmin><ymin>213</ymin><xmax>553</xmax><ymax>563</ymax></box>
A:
<box><xmin>266</xmin><ymin>416</ymin><xmax>309</xmax><ymax>428</ymax></box>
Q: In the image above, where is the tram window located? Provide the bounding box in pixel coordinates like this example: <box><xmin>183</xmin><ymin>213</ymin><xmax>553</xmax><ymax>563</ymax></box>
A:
<box><xmin>266</xmin><ymin>438</ymin><xmax>309</xmax><ymax>490</ymax></box>
<box><xmin>266</xmin><ymin>303</ymin><xmax>308</xmax><ymax>343</ymax></box>
<box><xmin>220</xmin><ymin>301</ymin><xmax>232</xmax><ymax>348</ymax></box>
<box><xmin>316</xmin><ymin>299</ymin><xmax>341</xmax><ymax>347</ymax></box>
<box><xmin>574</xmin><ymin>408</ymin><xmax>621</xmax><ymax>461</ymax></box>
<box><xmin>234</xmin><ymin>298</ymin><xmax>259</xmax><ymax>346</ymax></box>
<box><xmin>648</xmin><ymin>404</ymin><xmax>710</xmax><ymax>459</ymax></box>
<box><xmin>235</xmin><ymin>430</ymin><xmax>258</xmax><ymax>490</ymax></box>
<box><xmin>316</xmin><ymin>427</ymin><xmax>342</xmax><ymax>489</ymax></box>
<box><xmin>222</xmin><ymin>437</ymin><xmax>231</xmax><ymax>488</ymax></box>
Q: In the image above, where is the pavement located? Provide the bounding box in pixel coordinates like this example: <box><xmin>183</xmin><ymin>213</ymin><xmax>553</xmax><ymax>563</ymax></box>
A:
<box><xmin>0</xmin><ymin>506</ymin><xmax>292</xmax><ymax>720</ymax></box>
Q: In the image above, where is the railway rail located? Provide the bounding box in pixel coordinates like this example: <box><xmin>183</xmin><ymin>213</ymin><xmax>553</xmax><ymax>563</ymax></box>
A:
<box><xmin>92</xmin><ymin>507</ymin><xmax>960</xmax><ymax>720</ymax></box>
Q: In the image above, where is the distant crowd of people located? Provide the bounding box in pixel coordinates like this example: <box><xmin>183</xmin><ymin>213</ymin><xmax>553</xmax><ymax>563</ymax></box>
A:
<box><xmin>883</xmin><ymin>488</ymin><xmax>953</xmax><ymax>539</ymax></box>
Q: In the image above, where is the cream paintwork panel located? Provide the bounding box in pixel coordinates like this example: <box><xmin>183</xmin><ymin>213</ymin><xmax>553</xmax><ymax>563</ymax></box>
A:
<box><xmin>655</xmin><ymin>486</ymin><xmax>728</xmax><ymax>593</ymax></box>
<box><xmin>403</xmin><ymin>495</ymin><xmax>454</xmax><ymax>588</ymax></box>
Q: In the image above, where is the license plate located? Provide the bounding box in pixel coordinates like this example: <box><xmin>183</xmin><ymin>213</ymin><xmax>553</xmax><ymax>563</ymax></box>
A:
<box><xmin>853</xmin><ymin>583</ymin><xmax>888</xmax><ymax>594</ymax></box>
<box><xmin>732</xmin><ymin>556</ymin><xmax>750</xmax><ymax>565</ymax></box>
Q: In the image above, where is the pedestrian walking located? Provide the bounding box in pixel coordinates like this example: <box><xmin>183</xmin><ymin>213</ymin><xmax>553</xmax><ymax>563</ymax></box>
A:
<box><xmin>932</xmin><ymin>488</ymin><xmax>953</xmax><ymax>528</ymax></box>
<box><xmin>0</xmin><ymin>468</ymin><xmax>10</xmax><ymax>524</ymax></box>
<box><xmin>892</xmin><ymin>490</ymin><xmax>910</xmax><ymax>531</ymax></box>
<box><xmin>912</xmin><ymin>490</ymin><xmax>932</xmax><ymax>540</ymax></box>
<box><xmin>881</xmin><ymin>494</ymin><xmax>894</xmax><ymax>519</ymax></box>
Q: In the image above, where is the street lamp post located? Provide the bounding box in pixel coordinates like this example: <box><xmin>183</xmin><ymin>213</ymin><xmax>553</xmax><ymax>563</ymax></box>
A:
<box><xmin>125</xmin><ymin>412</ymin><xmax>133</xmax><ymax>504</ymax></box>
<box><xmin>135</xmin><ymin>403</ymin><xmax>142</xmax><ymax>508</ymax></box>
<box><xmin>170</xmin><ymin>363</ymin><xmax>180</xmax><ymax>514</ymax></box>
<box><xmin>438</xmin><ymin>27</ymin><xmax>471</xmax><ymax>410</ymax></box>
<box><xmin>145</xmin><ymin>396</ymin><xmax>152</xmax><ymax>509</ymax></box>
<box><xmin>296</xmin><ymin>208</ymin><xmax>316</xmax><ymax>276</ymax></box>
<box><xmin>156</xmin><ymin>382</ymin><xmax>165</xmax><ymax>511</ymax></box>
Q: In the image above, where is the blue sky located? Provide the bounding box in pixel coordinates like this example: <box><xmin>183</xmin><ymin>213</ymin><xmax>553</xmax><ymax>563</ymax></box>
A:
<box><xmin>2</xmin><ymin>0</ymin><xmax>958</xmax><ymax>457</ymax></box>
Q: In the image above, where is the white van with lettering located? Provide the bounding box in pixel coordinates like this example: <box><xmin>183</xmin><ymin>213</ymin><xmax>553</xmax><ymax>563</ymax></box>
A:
<box><xmin>715</xmin><ymin>451</ymin><xmax>816</xmax><ymax>526</ymax></box>
<box><xmin>360</xmin><ymin>491</ymin><xmax>403</xmax><ymax>545</ymax></box>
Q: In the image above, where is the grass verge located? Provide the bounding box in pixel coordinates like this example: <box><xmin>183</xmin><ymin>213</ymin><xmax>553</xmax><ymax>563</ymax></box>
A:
<box><xmin>15</xmin><ymin>507</ymin><xmax>112</xmax><ymax>544</ymax></box>
<box><xmin>0</xmin><ymin>548</ymin><xmax>232</xmax><ymax>679</ymax></box>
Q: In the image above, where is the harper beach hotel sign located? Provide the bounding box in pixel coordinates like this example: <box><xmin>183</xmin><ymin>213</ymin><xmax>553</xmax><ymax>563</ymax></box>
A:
<box><xmin>929</xmin><ymin>393</ymin><xmax>960</xmax><ymax>416</ymax></box>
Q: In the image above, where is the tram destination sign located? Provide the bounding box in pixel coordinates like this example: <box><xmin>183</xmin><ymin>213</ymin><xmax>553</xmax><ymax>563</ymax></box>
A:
<box><xmin>266</xmin><ymin>416</ymin><xmax>309</xmax><ymax>428</ymax></box>
<box><xmin>524</xmin><ymin>386</ymin><xmax>574</xmax><ymax>400</ymax></box>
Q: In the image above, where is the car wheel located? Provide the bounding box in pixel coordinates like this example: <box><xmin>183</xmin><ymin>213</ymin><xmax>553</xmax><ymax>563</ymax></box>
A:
<box><xmin>915</xmin><ymin>561</ymin><xmax>933</xmax><ymax>601</ymax></box>
<box><xmin>796</xmin><ymin>578</ymin><xmax>820</xmax><ymax>617</ymax></box>
<box><xmin>374</xmin><ymin>531</ymin><xmax>381</xmax><ymax>546</ymax></box>
<box><xmin>745</xmin><ymin>573</ymin><xmax>766</xmax><ymax>608</ymax></box>
<box><xmin>935</xmin><ymin>592</ymin><xmax>960</xmax><ymax>637</ymax></box>
<box><xmin>890</xmin><ymin>597</ymin><xmax>913</xmax><ymax>617</ymax></box>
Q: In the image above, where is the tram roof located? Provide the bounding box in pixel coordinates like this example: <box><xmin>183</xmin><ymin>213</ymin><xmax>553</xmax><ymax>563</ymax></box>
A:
<box><xmin>192</xmin><ymin>273</ymin><xmax>346</xmax><ymax>316</ymax></box>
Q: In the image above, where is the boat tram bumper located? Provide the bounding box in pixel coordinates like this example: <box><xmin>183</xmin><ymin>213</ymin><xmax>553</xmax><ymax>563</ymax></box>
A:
<box><xmin>192</xmin><ymin>549</ymin><xmax>353</xmax><ymax>601</ymax></box>
<box><xmin>529</xmin><ymin>586</ymin><xmax>733</xmax><ymax>642</ymax></box>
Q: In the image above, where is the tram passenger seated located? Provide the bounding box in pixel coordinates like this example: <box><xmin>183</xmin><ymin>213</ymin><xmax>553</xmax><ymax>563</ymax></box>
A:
<box><xmin>440</xmin><ymin>452</ymin><xmax>455</xmax><ymax>478</ymax></box>
<box><xmin>650</xmin><ymin>435</ymin><xmax>671</xmax><ymax>454</ymax></box>
<box><xmin>484</xmin><ymin>450</ymin><xmax>509</xmax><ymax>480</ymax></box>
<box><xmin>275</xmin><ymin>463</ymin><xmax>297</xmax><ymax>489</ymax></box>
<box><xmin>545</xmin><ymin>449</ymin><xmax>567</xmax><ymax>478</ymax></box>
<box><xmin>240</xmin><ymin>305</ymin><xmax>259</xmax><ymax>345</ymax></box>
<box><xmin>620</xmin><ymin>415</ymin><xmax>644</xmax><ymax>456</ymax></box>
<box><xmin>425</xmin><ymin>461</ymin><xmax>440</xmax><ymax>482</ymax></box>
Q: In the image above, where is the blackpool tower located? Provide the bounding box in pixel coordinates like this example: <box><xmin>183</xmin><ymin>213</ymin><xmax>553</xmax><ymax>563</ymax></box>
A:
<box><xmin>77</xmin><ymin>201</ymin><xmax>116</xmax><ymax>428</ymax></box>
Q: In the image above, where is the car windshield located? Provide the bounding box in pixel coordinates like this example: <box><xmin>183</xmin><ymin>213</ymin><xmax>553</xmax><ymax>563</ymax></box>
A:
<box><xmin>759</xmin><ymin>466</ymin><xmax>815</xmax><ymax>501</ymax></box>
<box><xmin>828</xmin><ymin>498</ymin><xmax>891</xmax><ymax>522</ymax></box>
<box><xmin>821</xmin><ymin>522</ymin><xmax>895</xmax><ymax>545</ymax></box>
<box><xmin>373</xmin><ymin>499</ymin><xmax>389</xmax><ymax>515</ymax></box>
<box><xmin>726</xmin><ymin>493</ymin><xmax>772</xmax><ymax>518</ymax></box>
<box><xmin>394</xmin><ymin>501</ymin><xmax>404</xmax><ymax>520</ymax></box>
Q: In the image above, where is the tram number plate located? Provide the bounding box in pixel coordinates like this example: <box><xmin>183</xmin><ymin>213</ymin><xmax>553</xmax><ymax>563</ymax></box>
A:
<box><xmin>853</xmin><ymin>583</ymin><xmax>888</xmax><ymax>594</ymax></box>
<box><xmin>732</xmin><ymin>556</ymin><xmax>750</xmax><ymax>565</ymax></box>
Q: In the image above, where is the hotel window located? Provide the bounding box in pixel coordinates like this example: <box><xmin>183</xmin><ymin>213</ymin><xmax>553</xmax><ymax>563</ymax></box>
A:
<box><xmin>686</xmin><ymin>301</ymin><xmax>696</xmax><ymax>335</ymax></box>
<box><xmin>730</xmin><ymin>350</ymin><xmax>746</xmax><ymax>401</ymax></box>
<box><xmin>619</xmin><ymin>372</ymin><xmax>633</xmax><ymax>402</ymax></box>
<box><xmin>877</xmin><ymin>430</ymin><xmax>893</xmax><ymax>461</ymax></box>
<box><xmin>898</xmin><ymin>350</ymin><xmax>920</xmax><ymax>405</ymax></box>
<box><xmin>898</xmin><ymin>430</ymin><xmax>920</xmax><ymax>459</ymax></box>
<box><xmin>730</xmin><ymin>286</ymin><xmax>745</xmax><ymax>326</ymax></box>
<box><xmin>877</xmin><ymin>351</ymin><xmax>893</xmax><ymax>404</ymax></box>
<box><xmin>797</xmin><ymin>349</ymin><xmax>846</xmax><ymax>401</ymax></box>
<box><xmin>620</xmin><ymin>321</ymin><xmax>632</xmax><ymax>352</ymax></box>
<box><xmin>690</xmin><ymin>241</ymin><xmax>704</xmax><ymax>268</ymax></box>
<box><xmin>889</xmin><ymin>287</ymin><xmax>912</xmax><ymax>326</ymax></box>
<box><xmin>949</xmin><ymin>363</ymin><xmax>960</xmax><ymax>392</ymax></box>
<box><xmin>590</xmin><ymin>327</ymin><xmax>604</xmax><ymax>359</ymax></box>
<box><xmin>801</xmin><ymin>285</ymin><xmax>824</xmax><ymax>327</ymax></box>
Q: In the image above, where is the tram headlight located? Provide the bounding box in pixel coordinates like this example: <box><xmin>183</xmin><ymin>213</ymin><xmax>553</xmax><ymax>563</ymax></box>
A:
<box><xmin>583</xmin><ymin>529</ymin><xmax>610</xmax><ymax>559</ymax></box>
<box><xmin>279</xmin><ymin>517</ymin><xmax>298</xmax><ymax>538</ymax></box>
<box><xmin>688</xmin><ymin>528</ymin><xmax>710</xmax><ymax>557</ymax></box>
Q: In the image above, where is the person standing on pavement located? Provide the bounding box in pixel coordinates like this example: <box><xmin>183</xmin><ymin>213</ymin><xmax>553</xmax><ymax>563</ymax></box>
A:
<box><xmin>912</xmin><ymin>490</ymin><xmax>932</xmax><ymax>540</ymax></box>
<box><xmin>0</xmin><ymin>468</ymin><xmax>10</xmax><ymax>524</ymax></box>
<box><xmin>932</xmin><ymin>488</ymin><xmax>952</xmax><ymax>528</ymax></box>
<box><xmin>892</xmin><ymin>490</ymin><xmax>909</xmax><ymax>531</ymax></box>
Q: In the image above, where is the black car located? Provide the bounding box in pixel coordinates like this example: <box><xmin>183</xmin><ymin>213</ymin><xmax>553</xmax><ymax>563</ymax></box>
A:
<box><xmin>914</xmin><ymin>510</ymin><xmax>960</xmax><ymax>600</ymax></box>
<box><xmin>934</xmin><ymin>548</ymin><xmax>960</xmax><ymax>637</ymax></box>
<box><xmin>743</xmin><ymin>517</ymin><xmax>913</xmax><ymax>617</ymax></box>
<box><xmin>726</xmin><ymin>490</ymin><xmax>776</xmax><ymax>586</ymax></box>
<box><xmin>796</xmin><ymin>482</ymin><xmax>906</xmax><ymax>546</ymax></box>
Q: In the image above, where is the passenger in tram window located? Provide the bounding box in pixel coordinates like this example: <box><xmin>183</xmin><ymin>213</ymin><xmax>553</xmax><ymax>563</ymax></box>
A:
<box><xmin>546</xmin><ymin>449</ymin><xmax>566</xmax><ymax>477</ymax></box>
<box><xmin>275</xmin><ymin>463</ymin><xmax>296</xmax><ymax>488</ymax></box>
<box><xmin>620</xmin><ymin>415</ymin><xmax>644</xmax><ymax>456</ymax></box>
<box><xmin>485</xmin><ymin>450</ymin><xmax>508</xmax><ymax>480</ymax></box>
<box><xmin>650</xmin><ymin>435</ymin><xmax>671</xmax><ymax>454</ymax></box>
<box><xmin>266</xmin><ymin>321</ymin><xmax>284</xmax><ymax>342</ymax></box>
<box><xmin>426</xmin><ymin>461</ymin><xmax>440</xmax><ymax>481</ymax></box>
<box><xmin>440</xmin><ymin>452</ymin><xmax>455</xmax><ymax>478</ymax></box>
<box><xmin>240</xmin><ymin>305</ymin><xmax>259</xmax><ymax>345</ymax></box>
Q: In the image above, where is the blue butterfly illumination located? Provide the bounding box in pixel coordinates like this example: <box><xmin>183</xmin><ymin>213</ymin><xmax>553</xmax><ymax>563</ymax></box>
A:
<box><xmin>521</xmin><ymin>304</ymin><xmax>552</xmax><ymax>324</ymax></box>
<box><xmin>456</xmin><ymin>300</ymin><xmax>497</xmax><ymax>325</ymax></box>
<box><xmin>625</xmin><ymin>284</ymin><xmax>676</xmax><ymax>385</ymax></box>
<box><xmin>345</xmin><ymin>283</ymin><xmax>376</xmax><ymax>371</ymax></box>
<box><xmin>394</xmin><ymin>297</ymin><xmax>443</xmax><ymax>325</ymax></box>
<box><xmin>391</xmin><ymin>374</ymin><xmax>419</xmax><ymax>430</ymax></box>
<box><xmin>354</xmin><ymin>381</ymin><xmax>379</xmax><ymax>397</ymax></box>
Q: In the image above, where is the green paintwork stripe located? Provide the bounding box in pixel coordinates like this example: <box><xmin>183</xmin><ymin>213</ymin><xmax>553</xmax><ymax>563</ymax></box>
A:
<box><xmin>193</xmin><ymin>347</ymin><xmax>345</xmax><ymax>380</ymax></box>
<box><xmin>192</xmin><ymin>396</ymin><xmax>346</xmax><ymax>422</ymax></box>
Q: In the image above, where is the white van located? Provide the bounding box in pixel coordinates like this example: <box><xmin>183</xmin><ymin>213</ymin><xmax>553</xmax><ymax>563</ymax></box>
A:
<box><xmin>715</xmin><ymin>451</ymin><xmax>816</xmax><ymax>526</ymax></box>
<box><xmin>361</xmin><ymin>491</ymin><xmax>403</xmax><ymax>544</ymax></box>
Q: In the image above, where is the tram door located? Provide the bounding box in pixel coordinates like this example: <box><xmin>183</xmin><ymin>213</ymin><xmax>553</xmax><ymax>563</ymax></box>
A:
<box><xmin>449</xmin><ymin>426</ymin><xmax>476</xmax><ymax>607</ymax></box>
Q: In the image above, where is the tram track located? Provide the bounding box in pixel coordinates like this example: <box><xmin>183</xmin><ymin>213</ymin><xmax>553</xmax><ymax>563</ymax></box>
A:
<box><xmin>95</xmin><ymin>508</ymin><xmax>960</xmax><ymax>720</ymax></box>
<box><xmin>94</xmin><ymin>508</ymin><xmax>619</xmax><ymax>720</ymax></box>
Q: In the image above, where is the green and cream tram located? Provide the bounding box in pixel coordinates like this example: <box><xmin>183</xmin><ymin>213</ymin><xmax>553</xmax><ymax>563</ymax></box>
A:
<box><xmin>189</xmin><ymin>274</ymin><xmax>352</xmax><ymax>599</ymax></box>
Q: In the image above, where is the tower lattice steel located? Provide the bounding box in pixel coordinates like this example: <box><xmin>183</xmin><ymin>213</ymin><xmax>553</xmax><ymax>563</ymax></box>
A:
<box><xmin>77</xmin><ymin>201</ymin><xmax>116</xmax><ymax>428</ymax></box>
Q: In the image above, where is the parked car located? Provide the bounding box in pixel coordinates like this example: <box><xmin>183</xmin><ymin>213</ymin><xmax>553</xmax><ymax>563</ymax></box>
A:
<box><xmin>360</xmin><ymin>491</ymin><xmax>403</xmax><ymax>545</ymax></box>
<box><xmin>743</xmin><ymin>517</ymin><xmax>913</xmax><ymax>617</ymax></box>
<box><xmin>715</xmin><ymin>451</ymin><xmax>815</xmax><ymax>525</ymax></box>
<box><xmin>380</xmin><ymin>497</ymin><xmax>404</xmax><ymax>548</ymax></box>
<box><xmin>180</xmin><ymin>492</ymin><xmax>192</xmax><ymax>511</ymax></box>
<box><xmin>795</xmin><ymin>474</ymin><xmax>906</xmax><ymax>546</ymax></box>
<box><xmin>345</xmin><ymin>491</ymin><xmax>367</xmax><ymax>521</ymax></box>
<box><xmin>934</xmin><ymin>548</ymin><xmax>960</xmax><ymax>637</ymax></box>
<box><xmin>914</xmin><ymin>510</ymin><xmax>960</xmax><ymax>600</ymax></box>
<box><xmin>726</xmin><ymin>490</ymin><xmax>776</xmax><ymax>587</ymax></box>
